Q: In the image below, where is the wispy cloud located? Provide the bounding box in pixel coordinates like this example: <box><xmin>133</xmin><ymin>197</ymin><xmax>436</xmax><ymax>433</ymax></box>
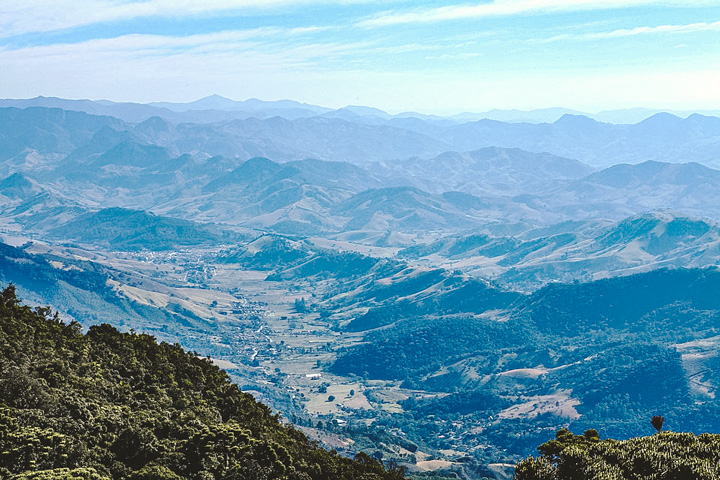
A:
<box><xmin>538</xmin><ymin>20</ymin><xmax>720</xmax><ymax>43</ymax></box>
<box><xmin>0</xmin><ymin>0</ymin><xmax>373</xmax><ymax>38</ymax></box>
<box><xmin>0</xmin><ymin>25</ymin><xmax>377</xmax><ymax>103</ymax></box>
<box><xmin>358</xmin><ymin>0</ymin><xmax>715</xmax><ymax>27</ymax></box>
<box><xmin>0</xmin><ymin>27</ymin><xmax>372</xmax><ymax>82</ymax></box>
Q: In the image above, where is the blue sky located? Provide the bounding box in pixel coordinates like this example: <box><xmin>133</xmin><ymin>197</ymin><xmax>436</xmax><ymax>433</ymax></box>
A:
<box><xmin>1</xmin><ymin>1</ymin><xmax>719</xmax><ymax>114</ymax></box>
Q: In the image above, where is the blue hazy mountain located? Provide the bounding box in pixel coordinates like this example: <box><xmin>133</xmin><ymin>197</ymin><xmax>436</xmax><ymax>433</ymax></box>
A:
<box><xmin>2</xmin><ymin>102</ymin><xmax>720</xmax><ymax>237</ymax></box>
<box><xmin>11</xmin><ymin>95</ymin><xmax>718</xmax><ymax>126</ymax></box>
<box><xmin>0</xmin><ymin>107</ymin><xmax>125</xmax><ymax>162</ymax></box>
<box><xmin>150</xmin><ymin>94</ymin><xmax>332</xmax><ymax>116</ymax></box>
<box><xmin>538</xmin><ymin>160</ymin><xmax>720</xmax><ymax>220</ymax></box>
<box><xmin>382</xmin><ymin>147</ymin><xmax>594</xmax><ymax>196</ymax></box>
<box><xmin>431</xmin><ymin>113</ymin><xmax>720</xmax><ymax>168</ymax></box>
<box><xmin>0</xmin><ymin>96</ymin><xmax>176</xmax><ymax>123</ymax></box>
<box><xmin>0</xmin><ymin>95</ymin><xmax>331</xmax><ymax>123</ymax></box>
<box><xmin>4</xmin><ymin>103</ymin><xmax>720</xmax><ymax>169</ymax></box>
<box><xmin>331</xmin><ymin>186</ymin><xmax>482</xmax><ymax>232</ymax></box>
<box><xmin>161</xmin><ymin>157</ymin><xmax>386</xmax><ymax>233</ymax></box>
<box><xmin>452</xmin><ymin>107</ymin><xmax>587</xmax><ymax>123</ymax></box>
<box><xmin>0</xmin><ymin>172</ymin><xmax>41</xmax><ymax>199</ymax></box>
<box><xmin>4</xmin><ymin>105</ymin><xmax>720</xmax><ymax>237</ymax></box>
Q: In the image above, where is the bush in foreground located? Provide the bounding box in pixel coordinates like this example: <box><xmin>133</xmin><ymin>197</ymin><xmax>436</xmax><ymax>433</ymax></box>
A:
<box><xmin>515</xmin><ymin>427</ymin><xmax>720</xmax><ymax>480</ymax></box>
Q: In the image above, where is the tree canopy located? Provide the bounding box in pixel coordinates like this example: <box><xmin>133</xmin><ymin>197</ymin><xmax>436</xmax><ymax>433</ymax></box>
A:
<box><xmin>0</xmin><ymin>284</ymin><xmax>404</xmax><ymax>480</ymax></box>
<box><xmin>515</xmin><ymin>427</ymin><xmax>720</xmax><ymax>480</ymax></box>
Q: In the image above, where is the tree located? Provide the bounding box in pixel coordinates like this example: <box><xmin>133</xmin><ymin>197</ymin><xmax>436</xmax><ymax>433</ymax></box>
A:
<box><xmin>294</xmin><ymin>298</ymin><xmax>307</xmax><ymax>313</ymax></box>
<box><xmin>10</xmin><ymin>468</ymin><xmax>110</xmax><ymax>480</ymax></box>
<box><xmin>0</xmin><ymin>283</ymin><xmax>19</xmax><ymax>308</ymax></box>
<box><xmin>651</xmin><ymin>415</ymin><xmax>665</xmax><ymax>432</ymax></box>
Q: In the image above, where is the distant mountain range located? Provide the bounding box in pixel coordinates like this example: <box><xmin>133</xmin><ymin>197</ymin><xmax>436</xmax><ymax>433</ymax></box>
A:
<box><xmin>379</xmin><ymin>147</ymin><xmax>594</xmax><ymax>196</ymax></box>
<box><xmin>4</xmin><ymin>95</ymin><xmax>720</xmax><ymax>125</ymax></box>
<box><xmin>3</xmin><ymin>103</ymin><xmax>720</xmax><ymax>237</ymax></box>
<box><xmin>2</xmin><ymin>99</ymin><xmax>720</xmax><ymax>253</ymax></box>
<box><xmin>4</xmin><ymin>101</ymin><xmax>720</xmax><ymax>172</ymax></box>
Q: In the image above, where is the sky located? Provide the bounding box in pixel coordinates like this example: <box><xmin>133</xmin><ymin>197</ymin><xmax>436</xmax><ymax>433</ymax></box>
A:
<box><xmin>1</xmin><ymin>0</ymin><xmax>719</xmax><ymax>114</ymax></box>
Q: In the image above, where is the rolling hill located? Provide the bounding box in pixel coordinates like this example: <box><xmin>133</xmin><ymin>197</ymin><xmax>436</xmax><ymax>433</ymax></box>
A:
<box><xmin>399</xmin><ymin>211</ymin><xmax>720</xmax><ymax>288</ymax></box>
<box><xmin>384</xmin><ymin>147</ymin><xmax>594</xmax><ymax>197</ymax></box>
<box><xmin>331</xmin><ymin>266</ymin><xmax>720</xmax><ymax>457</ymax></box>
<box><xmin>48</xmin><ymin>207</ymin><xmax>245</xmax><ymax>251</ymax></box>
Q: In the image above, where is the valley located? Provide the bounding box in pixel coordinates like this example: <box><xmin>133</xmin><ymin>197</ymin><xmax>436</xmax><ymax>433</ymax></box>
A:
<box><xmin>3</xmin><ymin>98</ymin><xmax>720</xmax><ymax>479</ymax></box>
<box><xmin>4</xmin><ymin>224</ymin><xmax>720</xmax><ymax>479</ymax></box>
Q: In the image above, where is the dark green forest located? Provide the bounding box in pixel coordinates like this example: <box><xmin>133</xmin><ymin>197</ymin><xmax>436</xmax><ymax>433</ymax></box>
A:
<box><xmin>0</xmin><ymin>285</ymin><xmax>405</xmax><ymax>480</ymax></box>
<box><xmin>329</xmin><ymin>267</ymin><xmax>720</xmax><ymax>460</ymax></box>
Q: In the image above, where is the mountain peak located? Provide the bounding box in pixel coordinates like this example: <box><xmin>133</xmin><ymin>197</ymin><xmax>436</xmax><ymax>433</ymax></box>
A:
<box><xmin>637</xmin><ymin>111</ymin><xmax>683</xmax><ymax>127</ymax></box>
<box><xmin>554</xmin><ymin>113</ymin><xmax>601</xmax><ymax>126</ymax></box>
<box><xmin>200</xmin><ymin>94</ymin><xmax>232</xmax><ymax>101</ymax></box>
<box><xmin>338</xmin><ymin>105</ymin><xmax>392</xmax><ymax>118</ymax></box>
<box><xmin>188</xmin><ymin>95</ymin><xmax>238</xmax><ymax>109</ymax></box>
<box><xmin>0</xmin><ymin>172</ymin><xmax>40</xmax><ymax>198</ymax></box>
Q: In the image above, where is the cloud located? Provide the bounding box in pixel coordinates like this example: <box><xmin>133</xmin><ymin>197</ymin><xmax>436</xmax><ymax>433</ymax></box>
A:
<box><xmin>0</xmin><ymin>26</ymin><xmax>383</xmax><ymax>106</ymax></box>
<box><xmin>0</xmin><ymin>0</ymin><xmax>374</xmax><ymax>38</ymax></box>
<box><xmin>0</xmin><ymin>28</ymin><xmax>370</xmax><ymax>78</ymax></box>
<box><xmin>538</xmin><ymin>20</ymin><xmax>720</xmax><ymax>43</ymax></box>
<box><xmin>2</xmin><ymin>22</ymin><xmax>719</xmax><ymax>113</ymax></box>
<box><xmin>358</xmin><ymin>0</ymin><xmax>715</xmax><ymax>27</ymax></box>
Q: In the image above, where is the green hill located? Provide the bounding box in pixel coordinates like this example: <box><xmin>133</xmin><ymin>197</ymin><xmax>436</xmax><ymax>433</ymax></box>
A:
<box><xmin>329</xmin><ymin>267</ymin><xmax>720</xmax><ymax>461</ymax></box>
<box><xmin>0</xmin><ymin>284</ymin><xmax>405</xmax><ymax>480</ymax></box>
<box><xmin>515</xmin><ymin>427</ymin><xmax>720</xmax><ymax>480</ymax></box>
<box><xmin>49</xmin><ymin>207</ymin><xmax>243</xmax><ymax>251</ymax></box>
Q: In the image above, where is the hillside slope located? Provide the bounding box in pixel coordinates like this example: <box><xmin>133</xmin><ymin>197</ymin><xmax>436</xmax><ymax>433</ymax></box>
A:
<box><xmin>0</xmin><ymin>285</ymin><xmax>405</xmax><ymax>480</ymax></box>
<box><xmin>48</xmin><ymin>207</ymin><xmax>244</xmax><ymax>251</ymax></box>
<box><xmin>329</xmin><ymin>267</ymin><xmax>720</xmax><ymax>462</ymax></box>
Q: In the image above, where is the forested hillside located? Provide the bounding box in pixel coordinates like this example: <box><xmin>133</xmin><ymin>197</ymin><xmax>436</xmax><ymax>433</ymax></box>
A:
<box><xmin>328</xmin><ymin>267</ymin><xmax>720</xmax><ymax>463</ymax></box>
<box><xmin>0</xmin><ymin>284</ymin><xmax>405</xmax><ymax>480</ymax></box>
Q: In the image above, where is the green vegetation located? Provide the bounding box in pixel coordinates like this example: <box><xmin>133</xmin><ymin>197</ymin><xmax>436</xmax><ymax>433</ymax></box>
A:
<box><xmin>515</xmin><ymin>428</ymin><xmax>720</xmax><ymax>479</ymax></box>
<box><xmin>333</xmin><ymin>315</ymin><xmax>529</xmax><ymax>382</ymax></box>
<box><xmin>49</xmin><ymin>208</ymin><xmax>243</xmax><ymax>251</ymax></box>
<box><xmin>8</xmin><ymin>222</ymin><xmax>720</xmax><ymax>476</ymax></box>
<box><xmin>329</xmin><ymin>267</ymin><xmax>720</xmax><ymax>466</ymax></box>
<box><xmin>0</xmin><ymin>242</ymin><xmax>210</xmax><ymax>343</ymax></box>
<box><xmin>0</xmin><ymin>285</ymin><xmax>405</xmax><ymax>480</ymax></box>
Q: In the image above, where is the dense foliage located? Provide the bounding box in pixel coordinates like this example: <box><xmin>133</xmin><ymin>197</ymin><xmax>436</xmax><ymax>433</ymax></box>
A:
<box><xmin>515</xmin><ymin>428</ymin><xmax>720</xmax><ymax>479</ymax></box>
<box><xmin>0</xmin><ymin>285</ymin><xmax>405</xmax><ymax>480</ymax></box>
<box><xmin>332</xmin><ymin>315</ymin><xmax>530</xmax><ymax>382</ymax></box>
